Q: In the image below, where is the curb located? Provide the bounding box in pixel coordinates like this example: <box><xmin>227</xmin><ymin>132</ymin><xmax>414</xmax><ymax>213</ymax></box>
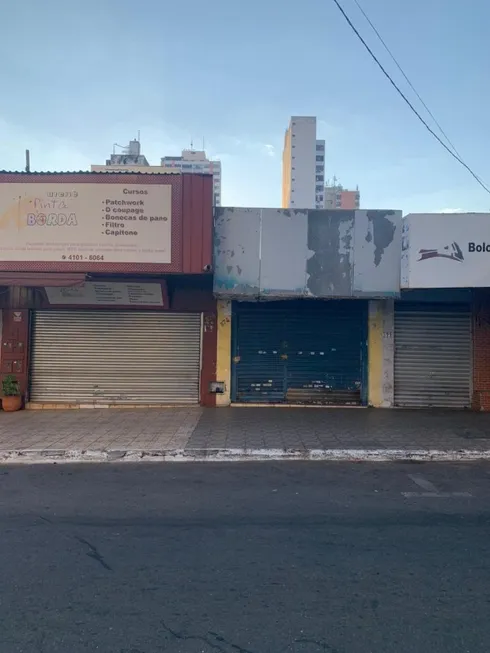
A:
<box><xmin>1</xmin><ymin>448</ymin><xmax>490</xmax><ymax>464</ymax></box>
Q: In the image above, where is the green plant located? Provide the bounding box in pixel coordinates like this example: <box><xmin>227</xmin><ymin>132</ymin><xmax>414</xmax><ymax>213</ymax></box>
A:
<box><xmin>2</xmin><ymin>375</ymin><xmax>20</xmax><ymax>397</ymax></box>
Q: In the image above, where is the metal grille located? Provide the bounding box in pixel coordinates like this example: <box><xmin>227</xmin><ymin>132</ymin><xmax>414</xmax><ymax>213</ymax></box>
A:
<box><xmin>394</xmin><ymin>309</ymin><xmax>471</xmax><ymax>408</ymax></box>
<box><xmin>30</xmin><ymin>311</ymin><xmax>201</xmax><ymax>405</ymax></box>
<box><xmin>233</xmin><ymin>301</ymin><xmax>366</xmax><ymax>405</ymax></box>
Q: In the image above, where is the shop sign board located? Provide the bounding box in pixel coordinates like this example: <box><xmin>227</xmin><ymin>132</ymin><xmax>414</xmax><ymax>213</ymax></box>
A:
<box><xmin>402</xmin><ymin>212</ymin><xmax>490</xmax><ymax>288</ymax></box>
<box><xmin>0</xmin><ymin>182</ymin><xmax>171</xmax><ymax>265</ymax></box>
<box><xmin>45</xmin><ymin>281</ymin><xmax>167</xmax><ymax>308</ymax></box>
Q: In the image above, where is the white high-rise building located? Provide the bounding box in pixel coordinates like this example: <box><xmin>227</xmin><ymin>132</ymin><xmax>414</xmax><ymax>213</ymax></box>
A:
<box><xmin>161</xmin><ymin>149</ymin><xmax>222</xmax><ymax>206</ymax></box>
<box><xmin>282</xmin><ymin>116</ymin><xmax>325</xmax><ymax>210</ymax></box>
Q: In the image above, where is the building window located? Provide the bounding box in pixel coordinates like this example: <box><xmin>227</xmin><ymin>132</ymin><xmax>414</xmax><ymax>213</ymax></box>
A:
<box><xmin>316</xmin><ymin>175</ymin><xmax>324</xmax><ymax>182</ymax></box>
<box><xmin>316</xmin><ymin>144</ymin><xmax>325</xmax><ymax>152</ymax></box>
<box><xmin>316</xmin><ymin>155</ymin><xmax>324</xmax><ymax>162</ymax></box>
<box><xmin>316</xmin><ymin>166</ymin><xmax>323</xmax><ymax>173</ymax></box>
<box><xmin>316</xmin><ymin>185</ymin><xmax>323</xmax><ymax>192</ymax></box>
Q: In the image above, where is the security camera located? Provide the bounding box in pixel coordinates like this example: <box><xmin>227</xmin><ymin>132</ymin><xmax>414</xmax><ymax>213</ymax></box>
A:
<box><xmin>203</xmin><ymin>264</ymin><xmax>212</xmax><ymax>272</ymax></box>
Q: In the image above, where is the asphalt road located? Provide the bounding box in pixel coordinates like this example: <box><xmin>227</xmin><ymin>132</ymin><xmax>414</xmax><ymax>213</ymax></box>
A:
<box><xmin>0</xmin><ymin>462</ymin><xmax>489</xmax><ymax>653</ymax></box>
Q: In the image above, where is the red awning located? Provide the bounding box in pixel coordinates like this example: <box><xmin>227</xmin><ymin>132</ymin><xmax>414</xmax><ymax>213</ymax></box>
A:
<box><xmin>0</xmin><ymin>272</ymin><xmax>86</xmax><ymax>287</ymax></box>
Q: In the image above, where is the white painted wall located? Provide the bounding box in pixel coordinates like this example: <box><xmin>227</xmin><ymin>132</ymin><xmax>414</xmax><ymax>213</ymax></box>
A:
<box><xmin>289</xmin><ymin>117</ymin><xmax>317</xmax><ymax>209</ymax></box>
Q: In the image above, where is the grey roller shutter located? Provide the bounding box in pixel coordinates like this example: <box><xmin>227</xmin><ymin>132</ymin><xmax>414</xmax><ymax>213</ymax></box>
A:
<box><xmin>394</xmin><ymin>308</ymin><xmax>471</xmax><ymax>408</ymax></box>
<box><xmin>30</xmin><ymin>311</ymin><xmax>201</xmax><ymax>405</ymax></box>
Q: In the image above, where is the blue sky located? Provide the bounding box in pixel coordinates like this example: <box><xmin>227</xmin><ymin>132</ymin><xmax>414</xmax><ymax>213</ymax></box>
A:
<box><xmin>1</xmin><ymin>0</ymin><xmax>489</xmax><ymax>213</ymax></box>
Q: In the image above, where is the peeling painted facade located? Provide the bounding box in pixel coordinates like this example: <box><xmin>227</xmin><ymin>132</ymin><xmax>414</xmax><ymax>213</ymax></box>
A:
<box><xmin>214</xmin><ymin>208</ymin><xmax>402</xmax><ymax>299</ymax></box>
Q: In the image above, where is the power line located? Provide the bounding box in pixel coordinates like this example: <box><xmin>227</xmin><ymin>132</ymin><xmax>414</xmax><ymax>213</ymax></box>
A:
<box><xmin>352</xmin><ymin>0</ymin><xmax>462</xmax><ymax>160</ymax></box>
<box><xmin>331</xmin><ymin>0</ymin><xmax>490</xmax><ymax>195</ymax></box>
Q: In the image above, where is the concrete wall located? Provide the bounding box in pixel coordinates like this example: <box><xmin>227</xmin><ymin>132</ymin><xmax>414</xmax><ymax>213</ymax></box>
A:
<box><xmin>368</xmin><ymin>300</ymin><xmax>394</xmax><ymax>407</ymax></box>
<box><xmin>216</xmin><ymin>300</ymin><xmax>232</xmax><ymax>406</ymax></box>
<box><xmin>214</xmin><ymin>208</ymin><xmax>402</xmax><ymax>299</ymax></box>
<box><xmin>472</xmin><ymin>290</ymin><xmax>490</xmax><ymax>411</ymax></box>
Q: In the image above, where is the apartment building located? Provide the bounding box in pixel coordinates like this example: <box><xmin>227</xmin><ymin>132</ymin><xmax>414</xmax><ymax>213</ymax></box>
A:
<box><xmin>324</xmin><ymin>181</ymin><xmax>360</xmax><ymax>209</ymax></box>
<box><xmin>282</xmin><ymin>116</ymin><xmax>325</xmax><ymax>209</ymax></box>
<box><xmin>161</xmin><ymin>149</ymin><xmax>222</xmax><ymax>206</ymax></box>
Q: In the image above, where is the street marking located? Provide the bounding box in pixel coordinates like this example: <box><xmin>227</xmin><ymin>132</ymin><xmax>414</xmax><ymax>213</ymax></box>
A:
<box><xmin>402</xmin><ymin>491</ymin><xmax>472</xmax><ymax>498</ymax></box>
<box><xmin>402</xmin><ymin>473</ymin><xmax>473</xmax><ymax>498</ymax></box>
<box><xmin>408</xmin><ymin>474</ymin><xmax>439</xmax><ymax>492</ymax></box>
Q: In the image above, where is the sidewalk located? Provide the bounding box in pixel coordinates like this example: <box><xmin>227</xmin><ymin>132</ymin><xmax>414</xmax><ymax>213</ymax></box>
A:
<box><xmin>1</xmin><ymin>406</ymin><xmax>490</xmax><ymax>463</ymax></box>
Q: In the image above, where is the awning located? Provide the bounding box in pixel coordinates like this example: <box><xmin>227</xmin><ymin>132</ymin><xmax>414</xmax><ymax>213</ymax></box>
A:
<box><xmin>0</xmin><ymin>272</ymin><xmax>86</xmax><ymax>287</ymax></box>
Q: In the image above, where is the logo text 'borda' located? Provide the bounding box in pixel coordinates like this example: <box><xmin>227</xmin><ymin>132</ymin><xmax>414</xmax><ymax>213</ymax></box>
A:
<box><xmin>27</xmin><ymin>213</ymin><xmax>78</xmax><ymax>226</ymax></box>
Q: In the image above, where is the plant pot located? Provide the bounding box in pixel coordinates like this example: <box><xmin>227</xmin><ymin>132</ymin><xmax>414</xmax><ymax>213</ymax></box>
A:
<box><xmin>2</xmin><ymin>396</ymin><xmax>22</xmax><ymax>412</ymax></box>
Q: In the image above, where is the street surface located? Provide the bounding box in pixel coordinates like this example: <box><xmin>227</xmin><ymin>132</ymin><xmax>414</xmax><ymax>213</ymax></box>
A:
<box><xmin>0</xmin><ymin>462</ymin><xmax>489</xmax><ymax>652</ymax></box>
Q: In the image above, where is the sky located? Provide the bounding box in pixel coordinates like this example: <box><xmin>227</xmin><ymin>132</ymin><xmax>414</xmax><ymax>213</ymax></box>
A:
<box><xmin>0</xmin><ymin>0</ymin><xmax>489</xmax><ymax>214</ymax></box>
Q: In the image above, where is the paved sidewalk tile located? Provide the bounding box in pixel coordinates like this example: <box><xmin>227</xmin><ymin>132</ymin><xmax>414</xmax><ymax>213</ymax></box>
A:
<box><xmin>0</xmin><ymin>408</ymin><xmax>202</xmax><ymax>452</ymax></box>
<box><xmin>186</xmin><ymin>407</ymin><xmax>490</xmax><ymax>451</ymax></box>
<box><xmin>1</xmin><ymin>406</ymin><xmax>490</xmax><ymax>456</ymax></box>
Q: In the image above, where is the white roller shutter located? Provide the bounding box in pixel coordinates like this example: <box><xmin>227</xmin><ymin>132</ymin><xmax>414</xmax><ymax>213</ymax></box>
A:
<box><xmin>30</xmin><ymin>311</ymin><xmax>201</xmax><ymax>405</ymax></box>
<box><xmin>394</xmin><ymin>309</ymin><xmax>471</xmax><ymax>408</ymax></box>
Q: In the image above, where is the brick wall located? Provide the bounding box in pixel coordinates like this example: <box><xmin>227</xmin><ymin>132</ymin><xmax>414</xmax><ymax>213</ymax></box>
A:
<box><xmin>473</xmin><ymin>292</ymin><xmax>490</xmax><ymax>411</ymax></box>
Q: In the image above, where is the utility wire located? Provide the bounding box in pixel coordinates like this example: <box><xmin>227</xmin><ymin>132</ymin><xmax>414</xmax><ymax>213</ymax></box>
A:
<box><xmin>331</xmin><ymin>0</ymin><xmax>490</xmax><ymax>195</ymax></box>
<box><xmin>352</xmin><ymin>0</ymin><xmax>463</xmax><ymax>160</ymax></box>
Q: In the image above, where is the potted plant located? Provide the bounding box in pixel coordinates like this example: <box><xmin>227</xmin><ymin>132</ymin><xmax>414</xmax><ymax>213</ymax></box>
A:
<box><xmin>2</xmin><ymin>374</ymin><xmax>22</xmax><ymax>412</ymax></box>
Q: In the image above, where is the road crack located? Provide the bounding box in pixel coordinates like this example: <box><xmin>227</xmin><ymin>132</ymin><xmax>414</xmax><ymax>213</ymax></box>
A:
<box><xmin>74</xmin><ymin>536</ymin><xmax>112</xmax><ymax>571</ymax></box>
<box><xmin>161</xmin><ymin>620</ymin><xmax>257</xmax><ymax>652</ymax></box>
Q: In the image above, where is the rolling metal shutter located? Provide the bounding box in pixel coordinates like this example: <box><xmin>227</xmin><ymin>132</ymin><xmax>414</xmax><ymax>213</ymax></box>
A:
<box><xmin>233</xmin><ymin>305</ymin><xmax>288</xmax><ymax>403</ymax></box>
<box><xmin>394</xmin><ymin>306</ymin><xmax>471</xmax><ymax>408</ymax></box>
<box><xmin>30</xmin><ymin>311</ymin><xmax>201</xmax><ymax>405</ymax></box>
<box><xmin>233</xmin><ymin>301</ymin><xmax>366</xmax><ymax>405</ymax></box>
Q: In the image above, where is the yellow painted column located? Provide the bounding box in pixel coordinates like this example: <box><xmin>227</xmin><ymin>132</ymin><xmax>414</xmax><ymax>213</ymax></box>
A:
<box><xmin>368</xmin><ymin>299</ymin><xmax>394</xmax><ymax>408</ymax></box>
<box><xmin>368</xmin><ymin>301</ymin><xmax>383</xmax><ymax>407</ymax></box>
<box><xmin>216</xmin><ymin>299</ymin><xmax>232</xmax><ymax>406</ymax></box>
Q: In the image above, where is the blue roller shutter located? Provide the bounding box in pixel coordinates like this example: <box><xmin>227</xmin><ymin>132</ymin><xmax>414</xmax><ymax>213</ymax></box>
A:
<box><xmin>232</xmin><ymin>300</ymin><xmax>366</xmax><ymax>405</ymax></box>
<box><xmin>232</xmin><ymin>305</ymin><xmax>287</xmax><ymax>403</ymax></box>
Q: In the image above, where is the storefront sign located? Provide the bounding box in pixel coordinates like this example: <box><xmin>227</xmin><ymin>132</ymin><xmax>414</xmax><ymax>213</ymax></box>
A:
<box><xmin>45</xmin><ymin>282</ymin><xmax>167</xmax><ymax>308</ymax></box>
<box><xmin>402</xmin><ymin>213</ymin><xmax>490</xmax><ymax>288</ymax></box>
<box><xmin>0</xmin><ymin>182</ymin><xmax>171</xmax><ymax>264</ymax></box>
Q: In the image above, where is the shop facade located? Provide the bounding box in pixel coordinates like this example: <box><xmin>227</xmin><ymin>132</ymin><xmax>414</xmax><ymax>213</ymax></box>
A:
<box><xmin>0</xmin><ymin>172</ymin><xmax>218</xmax><ymax>407</ymax></box>
<box><xmin>396</xmin><ymin>212</ymin><xmax>490</xmax><ymax>409</ymax></box>
<box><xmin>393</xmin><ymin>292</ymin><xmax>472</xmax><ymax>408</ymax></box>
<box><xmin>214</xmin><ymin>207</ymin><xmax>402</xmax><ymax>406</ymax></box>
<box><xmin>231</xmin><ymin>299</ymin><xmax>368</xmax><ymax>405</ymax></box>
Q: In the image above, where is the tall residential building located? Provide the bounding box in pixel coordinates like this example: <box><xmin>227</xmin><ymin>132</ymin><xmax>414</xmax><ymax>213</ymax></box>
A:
<box><xmin>282</xmin><ymin>116</ymin><xmax>325</xmax><ymax>209</ymax></box>
<box><xmin>324</xmin><ymin>180</ymin><xmax>360</xmax><ymax>209</ymax></box>
<box><xmin>161</xmin><ymin>149</ymin><xmax>222</xmax><ymax>206</ymax></box>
